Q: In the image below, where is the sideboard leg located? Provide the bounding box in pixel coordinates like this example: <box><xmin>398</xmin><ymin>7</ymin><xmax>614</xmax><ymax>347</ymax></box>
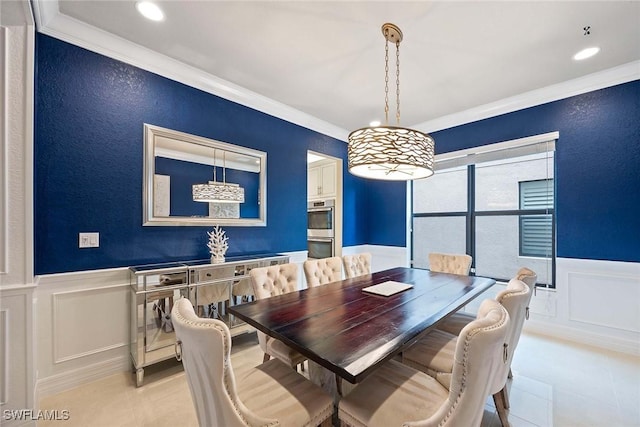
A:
<box><xmin>136</xmin><ymin>368</ymin><xmax>144</xmax><ymax>387</ymax></box>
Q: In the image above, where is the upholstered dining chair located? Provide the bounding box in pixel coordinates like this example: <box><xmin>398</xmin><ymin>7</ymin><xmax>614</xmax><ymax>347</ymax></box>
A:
<box><xmin>303</xmin><ymin>256</ymin><xmax>342</xmax><ymax>287</ymax></box>
<box><xmin>516</xmin><ymin>267</ymin><xmax>537</xmax><ymax>320</ymax></box>
<box><xmin>338</xmin><ymin>299</ymin><xmax>509</xmax><ymax>427</ymax></box>
<box><xmin>197</xmin><ymin>282</ymin><xmax>231</xmax><ymax>319</ymax></box>
<box><xmin>171</xmin><ymin>298</ymin><xmax>333</xmax><ymax>427</ymax></box>
<box><xmin>342</xmin><ymin>253</ymin><xmax>372</xmax><ymax>279</ymax></box>
<box><xmin>193</xmin><ymin>265</ymin><xmax>234</xmax><ymax>319</ymax></box>
<box><xmin>428</xmin><ymin>252</ymin><xmax>473</xmax><ymax>275</ymax></box>
<box><xmin>402</xmin><ymin>278</ymin><xmax>530</xmax><ymax>427</ymax></box>
<box><xmin>249</xmin><ymin>263</ymin><xmax>307</xmax><ymax>370</ymax></box>
<box><xmin>436</xmin><ymin>268</ymin><xmax>537</xmax><ymax>336</ymax></box>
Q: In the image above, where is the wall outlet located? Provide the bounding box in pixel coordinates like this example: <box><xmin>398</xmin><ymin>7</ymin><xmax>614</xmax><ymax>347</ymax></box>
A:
<box><xmin>79</xmin><ymin>232</ymin><xmax>99</xmax><ymax>248</ymax></box>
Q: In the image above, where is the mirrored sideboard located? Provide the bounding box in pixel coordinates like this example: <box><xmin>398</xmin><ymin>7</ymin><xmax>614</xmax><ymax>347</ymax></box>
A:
<box><xmin>129</xmin><ymin>253</ymin><xmax>289</xmax><ymax>387</ymax></box>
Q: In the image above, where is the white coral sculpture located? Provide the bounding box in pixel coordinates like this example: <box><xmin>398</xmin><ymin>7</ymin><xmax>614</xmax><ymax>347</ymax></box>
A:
<box><xmin>207</xmin><ymin>225</ymin><xmax>229</xmax><ymax>263</ymax></box>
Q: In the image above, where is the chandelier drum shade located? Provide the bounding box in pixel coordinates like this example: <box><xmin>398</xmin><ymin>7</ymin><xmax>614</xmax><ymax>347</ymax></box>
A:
<box><xmin>192</xmin><ymin>150</ymin><xmax>245</xmax><ymax>203</ymax></box>
<box><xmin>192</xmin><ymin>182</ymin><xmax>244</xmax><ymax>203</ymax></box>
<box><xmin>348</xmin><ymin>23</ymin><xmax>435</xmax><ymax>181</ymax></box>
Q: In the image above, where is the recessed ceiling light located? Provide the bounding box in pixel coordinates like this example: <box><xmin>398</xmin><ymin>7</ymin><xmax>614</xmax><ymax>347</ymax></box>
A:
<box><xmin>573</xmin><ymin>47</ymin><xmax>600</xmax><ymax>61</ymax></box>
<box><xmin>136</xmin><ymin>1</ymin><xmax>165</xmax><ymax>22</ymax></box>
<box><xmin>369</xmin><ymin>120</ymin><xmax>381</xmax><ymax>127</ymax></box>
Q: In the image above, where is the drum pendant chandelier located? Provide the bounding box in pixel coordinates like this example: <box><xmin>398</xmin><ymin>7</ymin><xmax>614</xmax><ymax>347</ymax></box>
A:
<box><xmin>348</xmin><ymin>23</ymin><xmax>435</xmax><ymax>181</ymax></box>
<box><xmin>192</xmin><ymin>150</ymin><xmax>245</xmax><ymax>203</ymax></box>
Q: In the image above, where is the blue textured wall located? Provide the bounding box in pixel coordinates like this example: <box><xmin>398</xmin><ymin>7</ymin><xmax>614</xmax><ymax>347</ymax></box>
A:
<box><xmin>429</xmin><ymin>80</ymin><xmax>640</xmax><ymax>263</ymax></box>
<box><xmin>34</xmin><ymin>34</ymin><xmax>370</xmax><ymax>274</ymax></box>
<box><xmin>365</xmin><ymin>180</ymin><xmax>407</xmax><ymax>246</ymax></box>
<box><xmin>35</xmin><ymin>34</ymin><xmax>636</xmax><ymax>273</ymax></box>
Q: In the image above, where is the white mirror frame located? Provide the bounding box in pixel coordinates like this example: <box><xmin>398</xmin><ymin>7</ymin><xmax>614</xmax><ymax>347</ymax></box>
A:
<box><xmin>143</xmin><ymin>124</ymin><xmax>267</xmax><ymax>226</ymax></box>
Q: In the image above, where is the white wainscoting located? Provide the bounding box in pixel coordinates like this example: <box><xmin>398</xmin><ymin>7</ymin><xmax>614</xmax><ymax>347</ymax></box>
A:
<box><xmin>567</xmin><ymin>270</ymin><xmax>639</xmax><ymax>333</ymax></box>
<box><xmin>35</xmin><ymin>251</ymin><xmax>309</xmax><ymax>397</ymax></box>
<box><xmin>345</xmin><ymin>248</ymin><xmax>640</xmax><ymax>356</ymax></box>
<box><xmin>528</xmin><ymin>257</ymin><xmax>640</xmax><ymax>356</ymax></box>
<box><xmin>0</xmin><ymin>286</ymin><xmax>36</xmax><ymax>425</ymax></box>
<box><xmin>35</xmin><ymin>268</ymin><xmax>131</xmax><ymax>398</ymax></box>
<box><xmin>33</xmin><ymin>250</ymin><xmax>640</xmax><ymax>400</ymax></box>
<box><xmin>52</xmin><ymin>284</ymin><xmax>129</xmax><ymax>364</ymax></box>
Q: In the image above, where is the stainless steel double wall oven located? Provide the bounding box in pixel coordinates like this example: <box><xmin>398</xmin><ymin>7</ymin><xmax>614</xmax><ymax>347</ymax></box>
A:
<box><xmin>307</xmin><ymin>199</ymin><xmax>335</xmax><ymax>259</ymax></box>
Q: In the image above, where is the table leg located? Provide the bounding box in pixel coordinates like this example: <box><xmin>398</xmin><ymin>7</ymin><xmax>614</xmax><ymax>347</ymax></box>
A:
<box><xmin>308</xmin><ymin>361</ymin><xmax>339</xmax><ymax>401</ymax></box>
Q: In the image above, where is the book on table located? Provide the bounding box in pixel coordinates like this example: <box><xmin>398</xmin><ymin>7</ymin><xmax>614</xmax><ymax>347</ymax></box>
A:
<box><xmin>362</xmin><ymin>281</ymin><xmax>413</xmax><ymax>297</ymax></box>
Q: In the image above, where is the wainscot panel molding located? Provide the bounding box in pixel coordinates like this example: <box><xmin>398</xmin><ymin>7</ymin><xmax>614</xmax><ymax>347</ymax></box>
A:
<box><xmin>35</xmin><ymin>268</ymin><xmax>131</xmax><ymax>397</ymax></box>
<box><xmin>523</xmin><ymin>258</ymin><xmax>640</xmax><ymax>356</ymax></box>
<box><xmin>567</xmin><ymin>271</ymin><xmax>639</xmax><ymax>333</ymax></box>
<box><xmin>52</xmin><ymin>284</ymin><xmax>129</xmax><ymax>364</ymax></box>
<box><xmin>422</xmin><ymin>258</ymin><xmax>638</xmax><ymax>356</ymax></box>
<box><xmin>0</xmin><ymin>286</ymin><xmax>36</xmax><ymax>424</ymax></box>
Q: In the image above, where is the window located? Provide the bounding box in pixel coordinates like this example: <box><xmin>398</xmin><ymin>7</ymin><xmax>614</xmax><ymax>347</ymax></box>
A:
<box><xmin>519</xmin><ymin>179</ymin><xmax>554</xmax><ymax>257</ymax></box>
<box><xmin>411</xmin><ymin>133</ymin><xmax>556</xmax><ymax>288</ymax></box>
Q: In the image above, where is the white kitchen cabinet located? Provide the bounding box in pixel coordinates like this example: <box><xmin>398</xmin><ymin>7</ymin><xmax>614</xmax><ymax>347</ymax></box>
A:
<box><xmin>308</xmin><ymin>162</ymin><xmax>336</xmax><ymax>199</ymax></box>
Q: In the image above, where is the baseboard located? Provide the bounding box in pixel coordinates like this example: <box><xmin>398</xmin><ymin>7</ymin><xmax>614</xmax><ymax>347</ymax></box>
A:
<box><xmin>36</xmin><ymin>355</ymin><xmax>130</xmax><ymax>398</ymax></box>
<box><xmin>523</xmin><ymin>319</ymin><xmax>640</xmax><ymax>357</ymax></box>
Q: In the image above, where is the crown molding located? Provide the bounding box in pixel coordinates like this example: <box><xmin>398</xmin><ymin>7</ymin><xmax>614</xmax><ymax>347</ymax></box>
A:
<box><xmin>31</xmin><ymin>0</ymin><xmax>350</xmax><ymax>142</ymax></box>
<box><xmin>31</xmin><ymin>1</ymin><xmax>639</xmax><ymax>142</ymax></box>
<box><xmin>413</xmin><ymin>60</ymin><xmax>640</xmax><ymax>133</ymax></box>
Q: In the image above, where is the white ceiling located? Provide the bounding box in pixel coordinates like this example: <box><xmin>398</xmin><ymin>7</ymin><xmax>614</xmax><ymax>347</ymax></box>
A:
<box><xmin>33</xmin><ymin>1</ymin><xmax>640</xmax><ymax>140</ymax></box>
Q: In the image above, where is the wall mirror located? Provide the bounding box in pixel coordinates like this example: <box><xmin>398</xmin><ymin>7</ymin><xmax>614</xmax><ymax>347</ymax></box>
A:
<box><xmin>143</xmin><ymin>124</ymin><xmax>266</xmax><ymax>226</ymax></box>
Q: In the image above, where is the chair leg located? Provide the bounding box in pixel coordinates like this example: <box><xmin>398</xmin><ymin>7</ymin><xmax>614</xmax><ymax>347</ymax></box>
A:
<box><xmin>501</xmin><ymin>384</ymin><xmax>510</xmax><ymax>409</ymax></box>
<box><xmin>493</xmin><ymin>391</ymin><xmax>511</xmax><ymax>427</ymax></box>
<box><xmin>508</xmin><ymin>367</ymin><xmax>513</xmax><ymax>379</ymax></box>
<box><xmin>263</xmin><ymin>353</ymin><xmax>271</xmax><ymax>363</ymax></box>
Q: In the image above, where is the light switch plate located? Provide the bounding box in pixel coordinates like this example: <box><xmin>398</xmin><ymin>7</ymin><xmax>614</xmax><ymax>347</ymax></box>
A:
<box><xmin>79</xmin><ymin>232</ymin><xmax>99</xmax><ymax>248</ymax></box>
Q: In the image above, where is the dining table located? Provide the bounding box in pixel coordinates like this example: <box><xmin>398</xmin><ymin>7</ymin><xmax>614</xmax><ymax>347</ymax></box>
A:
<box><xmin>228</xmin><ymin>266</ymin><xmax>495</xmax><ymax>387</ymax></box>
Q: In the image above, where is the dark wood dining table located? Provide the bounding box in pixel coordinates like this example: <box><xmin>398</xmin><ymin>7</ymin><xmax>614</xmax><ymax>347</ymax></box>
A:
<box><xmin>229</xmin><ymin>267</ymin><xmax>495</xmax><ymax>385</ymax></box>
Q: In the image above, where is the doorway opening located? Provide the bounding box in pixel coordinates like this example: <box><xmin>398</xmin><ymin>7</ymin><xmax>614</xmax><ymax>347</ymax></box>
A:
<box><xmin>307</xmin><ymin>151</ymin><xmax>343</xmax><ymax>258</ymax></box>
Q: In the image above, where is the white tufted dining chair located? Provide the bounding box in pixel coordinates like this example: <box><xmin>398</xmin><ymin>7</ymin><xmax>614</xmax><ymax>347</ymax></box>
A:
<box><xmin>249</xmin><ymin>263</ymin><xmax>307</xmax><ymax>370</ymax></box>
<box><xmin>436</xmin><ymin>268</ymin><xmax>537</xmax><ymax>336</ymax></box>
<box><xmin>193</xmin><ymin>265</ymin><xmax>234</xmax><ymax>319</ymax></box>
<box><xmin>171</xmin><ymin>298</ymin><xmax>333</xmax><ymax>427</ymax></box>
<box><xmin>338</xmin><ymin>299</ymin><xmax>509</xmax><ymax>427</ymax></box>
<box><xmin>402</xmin><ymin>278</ymin><xmax>530</xmax><ymax>427</ymax></box>
<box><xmin>428</xmin><ymin>252</ymin><xmax>473</xmax><ymax>275</ymax></box>
<box><xmin>516</xmin><ymin>267</ymin><xmax>537</xmax><ymax>320</ymax></box>
<box><xmin>303</xmin><ymin>256</ymin><xmax>342</xmax><ymax>287</ymax></box>
<box><xmin>438</xmin><ymin>267</ymin><xmax>537</xmax><ymax>384</ymax></box>
<box><xmin>342</xmin><ymin>253</ymin><xmax>372</xmax><ymax>279</ymax></box>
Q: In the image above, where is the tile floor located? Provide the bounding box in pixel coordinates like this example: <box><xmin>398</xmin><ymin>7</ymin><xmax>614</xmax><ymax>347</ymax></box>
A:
<box><xmin>39</xmin><ymin>331</ymin><xmax>640</xmax><ymax>427</ymax></box>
